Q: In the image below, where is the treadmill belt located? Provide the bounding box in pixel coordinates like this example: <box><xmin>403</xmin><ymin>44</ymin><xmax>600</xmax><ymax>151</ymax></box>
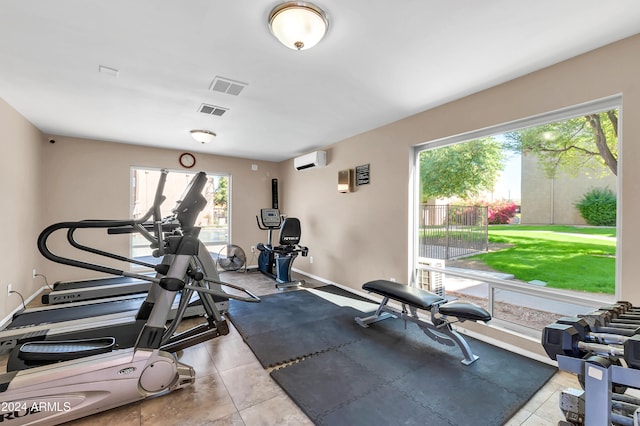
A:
<box><xmin>53</xmin><ymin>275</ymin><xmax>153</xmax><ymax>291</ymax></box>
<box><xmin>7</xmin><ymin>297</ymin><xmax>146</xmax><ymax>329</ymax></box>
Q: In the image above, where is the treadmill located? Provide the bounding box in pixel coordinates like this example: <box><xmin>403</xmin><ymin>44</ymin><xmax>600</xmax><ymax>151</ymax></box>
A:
<box><xmin>42</xmin><ymin>274</ymin><xmax>154</xmax><ymax>305</ymax></box>
<box><xmin>40</xmin><ymin>220</ymin><xmax>180</xmax><ymax>304</ymax></box>
<box><xmin>0</xmin><ymin>256</ymin><xmax>218</xmax><ymax>356</ymax></box>
<box><xmin>11</xmin><ymin>289</ymin><xmax>204</xmax><ymax>331</ymax></box>
<box><xmin>9</xmin><ymin>245</ymin><xmax>226</xmax><ymax>332</ymax></box>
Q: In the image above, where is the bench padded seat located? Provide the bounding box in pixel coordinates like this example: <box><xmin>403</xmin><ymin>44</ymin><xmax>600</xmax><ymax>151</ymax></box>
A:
<box><xmin>363</xmin><ymin>280</ymin><xmax>491</xmax><ymax>323</ymax></box>
<box><xmin>439</xmin><ymin>300</ymin><xmax>492</xmax><ymax>322</ymax></box>
<box><xmin>362</xmin><ymin>280</ymin><xmax>445</xmax><ymax>310</ymax></box>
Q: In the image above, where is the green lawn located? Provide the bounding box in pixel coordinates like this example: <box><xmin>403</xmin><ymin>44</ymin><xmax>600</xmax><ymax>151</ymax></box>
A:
<box><xmin>469</xmin><ymin>225</ymin><xmax>616</xmax><ymax>294</ymax></box>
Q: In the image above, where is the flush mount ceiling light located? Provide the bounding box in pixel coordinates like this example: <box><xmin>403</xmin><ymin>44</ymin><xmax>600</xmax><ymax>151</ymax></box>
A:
<box><xmin>268</xmin><ymin>2</ymin><xmax>328</xmax><ymax>51</ymax></box>
<box><xmin>190</xmin><ymin>130</ymin><xmax>217</xmax><ymax>144</ymax></box>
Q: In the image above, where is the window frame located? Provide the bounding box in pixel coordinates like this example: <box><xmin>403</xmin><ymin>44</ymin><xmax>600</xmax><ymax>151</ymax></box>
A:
<box><xmin>130</xmin><ymin>166</ymin><xmax>232</xmax><ymax>261</ymax></box>
<box><xmin>410</xmin><ymin>95</ymin><xmax>622</xmax><ymax>336</ymax></box>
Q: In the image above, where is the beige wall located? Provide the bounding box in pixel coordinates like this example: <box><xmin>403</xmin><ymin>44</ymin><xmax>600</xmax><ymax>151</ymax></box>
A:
<box><xmin>0</xmin><ymin>98</ymin><xmax>44</xmax><ymax>315</ymax></box>
<box><xmin>280</xmin><ymin>129</ymin><xmax>413</xmax><ymax>289</ymax></box>
<box><xmin>521</xmin><ymin>153</ymin><xmax>618</xmax><ymax>225</ymax></box>
<box><xmin>36</xmin><ymin>136</ymin><xmax>280</xmax><ymax>284</ymax></box>
<box><xmin>281</xmin><ymin>34</ymin><xmax>640</xmax><ymax>303</ymax></box>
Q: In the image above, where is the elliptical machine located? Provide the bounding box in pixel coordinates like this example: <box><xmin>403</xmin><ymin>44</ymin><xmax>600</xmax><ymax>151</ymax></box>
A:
<box><xmin>0</xmin><ymin>171</ymin><xmax>260</xmax><ymax>425</ymax></box>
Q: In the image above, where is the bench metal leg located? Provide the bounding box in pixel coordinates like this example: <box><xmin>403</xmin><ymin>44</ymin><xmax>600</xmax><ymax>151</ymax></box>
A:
<box><xmin>355</xmin><ymin>312</ymin><xmax>395</xmax><ymax>327</ymax></box>
<box><xmin>355</xmin><ymin>298</ymin><xmax>480</xmax><ymax>365</ymax></box>
<box><xmin>407</xmin><ymin>306</ymin><xmax>479</xmax><ymax>365</ymax></box>
<box><xmin>420</xmin><ymin>324</ymin><xmax>479</xmax><ymax>365</ymax></box>
<box><xmin>355</xmin><ymin>297</ymin><xmax>396</xmax><ymax>327</ymax></box>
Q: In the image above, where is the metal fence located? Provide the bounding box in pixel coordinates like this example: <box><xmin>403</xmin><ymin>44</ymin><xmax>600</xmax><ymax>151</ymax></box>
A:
<box><xmin>418</xmin><ymin>204</ymin><xmax>488</xmax><ymax>260</ymax></box>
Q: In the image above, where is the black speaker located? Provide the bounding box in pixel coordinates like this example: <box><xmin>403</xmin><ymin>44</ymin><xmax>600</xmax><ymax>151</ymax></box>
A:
<box><xmin>272</xmin><ymin>179</ymin><xmax>279</xmax><ymax>209</ymax></box>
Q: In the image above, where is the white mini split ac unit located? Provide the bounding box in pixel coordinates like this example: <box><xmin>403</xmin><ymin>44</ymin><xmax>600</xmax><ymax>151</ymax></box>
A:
<box><xmin>293</xmin><ymin>151</ymin><xmax>327</xmax><ymax>170</ymax></box>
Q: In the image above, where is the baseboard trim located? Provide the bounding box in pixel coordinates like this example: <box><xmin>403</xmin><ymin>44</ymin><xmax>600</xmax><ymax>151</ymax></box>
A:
<box><xmin>292</xmin><ymin>268</ymin><xmax>384</xmax><ymax>302</ymax></box>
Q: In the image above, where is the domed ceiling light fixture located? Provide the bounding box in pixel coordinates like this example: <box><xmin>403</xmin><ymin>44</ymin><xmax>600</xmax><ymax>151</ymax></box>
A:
<box><xmin>268</xmin><ymin>2</ymin><xmax>328</xmax><ymax>51</ymax></box>
<box><xmin>190</xmin><ymin>130</ymin><xmax>217</xmax><ymax>144</ymax></box>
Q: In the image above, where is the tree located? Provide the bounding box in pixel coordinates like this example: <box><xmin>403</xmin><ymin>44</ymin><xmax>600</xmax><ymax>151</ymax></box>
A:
<box><xmin>420</xmin><ymin>137</ymin><xmax>505</xmax><ymax>201</ymax></box>
<box><xmin>504</xmin><ymin>110</ymin><xmax>618</xmax><ymax>178</ymax></box>
<box><xmin>213</xmin><ymin>176</ymin><xmax>228</xmax><ymax>208</ymax></box>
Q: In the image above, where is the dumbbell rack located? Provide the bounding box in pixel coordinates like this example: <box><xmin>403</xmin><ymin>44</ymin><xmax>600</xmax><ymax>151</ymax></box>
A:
<box><xmin>558</xmin><ymin>355</ymin><xmax>640</xmax><ymax>425</ymax></box>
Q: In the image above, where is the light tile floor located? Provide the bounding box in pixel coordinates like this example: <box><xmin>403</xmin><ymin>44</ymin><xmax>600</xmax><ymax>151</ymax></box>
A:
<box><xmin>15</xmin><ymin>272</ymin><xmax>579</xmax><ymax>425</ymax></box>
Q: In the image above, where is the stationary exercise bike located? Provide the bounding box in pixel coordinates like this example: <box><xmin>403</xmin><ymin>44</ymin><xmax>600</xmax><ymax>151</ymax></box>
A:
<box><xmin>0</xmin><ymin>171</ymin><xmax>260</xmax><ymax>425</ymax></box>
<box><xmin>256</xmin><ymin>208</ymin><xmax>308</xmax><ymax>290</ymax></box>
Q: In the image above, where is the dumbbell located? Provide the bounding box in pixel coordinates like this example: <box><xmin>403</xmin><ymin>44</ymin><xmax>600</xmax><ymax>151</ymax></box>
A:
<box><xmin>557</xmin><ymin>317</ymin><xmax>635</xmax><ymax>344</ymax></box>
<box><xmin>583</xmin><ymin>309</ymin><xmax>640</xmax><ymax>328</ymax></box>
<box><xmin>601</xmin><ymin>302</ymin><xmax>640</xmax><ymax>327</ymax></box>
<box><xmin>541</xmin><ymin>323</ymin><xmax>640</xmax><ymax>368</ymax></box>
<box><xmin>597</xmin><ymin>304</ymin><xmax>640</xmax><ymax>322</ymax></box>
<box><xmin>543</xmin><ymin>323</ymin><xmax>638</xmax><ymax>396</ymax></box>
<box><xmin>608</xmin><ymin>301</ymin><xmax>640</xmax><ymax>313</ymax></box>
<box><xmin>578</xmin><ymin>311</ymin><xmax>640</xmax><ymax>337</ymax></box>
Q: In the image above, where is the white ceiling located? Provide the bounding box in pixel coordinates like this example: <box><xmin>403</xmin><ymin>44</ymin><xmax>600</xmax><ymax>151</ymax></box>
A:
<box><xmin>1</xmin><ymin>1</ymin><xmax>639</xmax><ymax>162</ymax></box>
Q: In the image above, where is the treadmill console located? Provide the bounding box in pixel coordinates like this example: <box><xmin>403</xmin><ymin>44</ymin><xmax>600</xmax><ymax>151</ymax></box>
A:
<box><xmin>260</xmin><ymin>209</ymin><xmax>281</xmax><ymax>228</ymax></box>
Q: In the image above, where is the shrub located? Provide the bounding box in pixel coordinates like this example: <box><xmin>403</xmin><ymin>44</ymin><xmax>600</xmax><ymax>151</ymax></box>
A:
<box><xmin>451</xmin><ymin>199</ymin><xmax>518</xmax><ymax>225</ymax></box>
<box><xmin>575</xmin><ymin>188</ymin><xmax>616</xmax><ymax>226</ymax></box>
<box><xmin>487</xmin><ymin>200</ymin><xmax>518</xmax><ymax>224</ymax></box>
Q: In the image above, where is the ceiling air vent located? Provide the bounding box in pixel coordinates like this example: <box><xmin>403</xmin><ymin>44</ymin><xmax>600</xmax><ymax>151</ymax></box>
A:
<box><xmin>198</xmin><ymin>104</ymin><xmax>228</xmax><ymax>117</ymax></box>
<box><xmin>209</xmin><ymin>76</ymin><xmax>247</xmax><ymax>96</ymax></box>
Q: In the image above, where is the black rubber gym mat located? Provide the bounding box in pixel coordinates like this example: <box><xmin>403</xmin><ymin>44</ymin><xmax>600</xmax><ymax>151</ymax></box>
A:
<box><xmin>228</xmin><ymin>289</ymin><xmax>371</xmax><ymax>367</ymax></box>
<box><xmin>229</xmin><ymin>288</ymin><xmax>557</xmax><ymax>425</ymax></box>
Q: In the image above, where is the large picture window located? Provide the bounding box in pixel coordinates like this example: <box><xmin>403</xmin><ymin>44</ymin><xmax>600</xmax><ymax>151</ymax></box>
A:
<box><xmin>131</xmin><ymin>168</ymin><xmax>230</xmax><ymax>259</ymax></box>
<box><xmin>413</xmin><ymin>97</ymin><xmax>620</xmax><ymax>336</ymax></box>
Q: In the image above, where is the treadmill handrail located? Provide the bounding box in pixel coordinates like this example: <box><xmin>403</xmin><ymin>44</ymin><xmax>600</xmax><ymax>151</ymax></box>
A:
<box><xmin>66</xmin><ymin>227</ymin><xmax>157</xmax><ymax>269</ymax></box>
<box><xmin>38</xmin><ymin>218</ymin><xmax>163</xmax><ymax>277</ymax></box>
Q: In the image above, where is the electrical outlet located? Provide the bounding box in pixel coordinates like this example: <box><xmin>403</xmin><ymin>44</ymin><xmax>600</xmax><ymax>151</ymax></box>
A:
<box><xmin>309</xmin><ymin>256</ymin><xmax>314</xmax><ymax>264</ymax></box>
<box><xmin>32</xmin><ymin>268</ymin><xmax>37</xmax><ymax>278</ymax></box>
<box><xmin>7</xmin><ymin>284</ymin><xmax>11</xmax><ymax>296</ymax></box>
<box><xmin>390</xmin><ymin>277</ymin><xmax>396</xmax><ymax>282</ymax></box>
<box><xmin>250</xmin><ymin>245</ymin><xmax>256</xmax><ymax>253</ymax></box>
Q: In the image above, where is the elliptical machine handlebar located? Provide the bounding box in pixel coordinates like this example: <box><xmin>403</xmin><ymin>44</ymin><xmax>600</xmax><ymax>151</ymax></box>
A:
<box><xmin>152</xmin><ymin>169</ymin><xmax>168</xmax><ymax>256</ymax></box>
<box><xmin>191</xmin><ymin>278</ymin><xmax>261</xmax><ymax>303</ymax></box>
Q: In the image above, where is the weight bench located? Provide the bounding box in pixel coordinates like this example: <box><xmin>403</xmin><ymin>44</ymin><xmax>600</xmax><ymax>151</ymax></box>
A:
<box><xmin>355</xmin><ymin>280</ymin><xmax>491</xmax><ymax>365</ymax></box>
